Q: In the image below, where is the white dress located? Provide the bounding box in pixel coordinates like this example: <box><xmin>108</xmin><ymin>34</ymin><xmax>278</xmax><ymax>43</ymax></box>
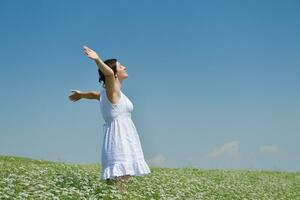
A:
<box><xmin>99</xmin><ymin>87</ymin><xmax>151</xmax><ymax>180</ymax></box>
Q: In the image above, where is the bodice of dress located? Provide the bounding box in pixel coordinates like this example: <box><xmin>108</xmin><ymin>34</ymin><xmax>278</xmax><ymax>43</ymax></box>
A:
<box><xmin>99</xmin><ymin>88</ymin><xmax>134</xmax><ymax>124</ymax></box>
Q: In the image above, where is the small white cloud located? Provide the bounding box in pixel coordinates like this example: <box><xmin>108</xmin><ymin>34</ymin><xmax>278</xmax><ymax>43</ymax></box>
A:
<box><xmin>147</xmin><ymin>154</ymin><xmax>167</xmax><ymax>167</ymax></box>
<box><xmin>208</xmin><ymin>140</ymin><xmax>241</xmax><ymax>160</ymax></box>
<box><xmin>258</xmin><ymin>145</ymin><xmax>283</xmax><ymax>156</ymax></box>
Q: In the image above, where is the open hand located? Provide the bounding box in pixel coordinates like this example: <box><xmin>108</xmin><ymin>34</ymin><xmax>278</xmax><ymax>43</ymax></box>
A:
<box><xmin>83</xmin><ymin>46</ymin><xmax>99</xmax><ymax>60</ymax></box>
<box><xmin>69</xmin><ymin>90</ymin><xmax>82</xmax><ymax>102</ymax></box>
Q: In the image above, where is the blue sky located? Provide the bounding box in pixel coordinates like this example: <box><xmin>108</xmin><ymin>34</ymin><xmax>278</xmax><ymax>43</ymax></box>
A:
<box><xmin>0</xmin><ymin>0</ymin><xmax>299</xmax><ymax>172</ymax></box>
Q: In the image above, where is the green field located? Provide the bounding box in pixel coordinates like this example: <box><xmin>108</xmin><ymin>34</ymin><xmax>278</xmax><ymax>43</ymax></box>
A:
<box><xmin>0</xmin><ymin>155</ymin><xmax>299</xmax><ymax>199</ymax></box>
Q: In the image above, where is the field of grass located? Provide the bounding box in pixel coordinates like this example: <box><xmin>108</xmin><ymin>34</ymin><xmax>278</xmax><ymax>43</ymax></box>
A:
<box><xmin>0</xmin><ymin>154</ymin><xmax>299</xmax><ymax>199</ymax></box>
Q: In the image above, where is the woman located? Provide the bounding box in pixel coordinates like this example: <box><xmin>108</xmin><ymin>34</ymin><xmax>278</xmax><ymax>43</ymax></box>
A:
<box><xmin>68</xmin><ymin>46</ymin><xmax>151</xmax><ymax>192</ymax></box>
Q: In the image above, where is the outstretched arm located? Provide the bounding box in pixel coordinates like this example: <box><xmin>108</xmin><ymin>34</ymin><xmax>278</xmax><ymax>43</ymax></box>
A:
<box><xmin>81</xmin><ymin>91</ymin><xmax>100</xmax><ymax>100</ymax></box>
<box><xmin>69</xmin><ymin>90</ymin><xmax>100</xmax><ymax>102</ymax></box>
<box><xmin>83</xmin><ymin>46</ymin><xmax>114</xmax><ymax>76</ymax></box>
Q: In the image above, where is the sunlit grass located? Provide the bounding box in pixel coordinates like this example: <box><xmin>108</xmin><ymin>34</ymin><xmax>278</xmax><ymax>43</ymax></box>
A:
<box><xmin>0</xmin><ymin>154</ymin><xmax>299</xmax><ymax>199</ymax></box>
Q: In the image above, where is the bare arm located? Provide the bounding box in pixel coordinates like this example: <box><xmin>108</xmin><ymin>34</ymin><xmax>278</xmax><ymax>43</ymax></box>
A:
<box><xmin>83</xmin><ymin>46</ymin><xmax>114</xmax><ymax>76</ymax></box>
<box><xmin>82</xmin><ymin>45</ymin><xmax>120</xmax><ymax>103</ymax></box>
<box><xmin>69</xmin><ymin>90</ymin><xmax>100</xmax><ymax>102</ymax></box>
<box><xmin>81</xmin><ymin>91</ymin><xmax>100</xmax><ymax>100</ymax></box>
<box><xmin>95</xmin><ymin>58</ymin><xmax>114</xmax><ymax>76</ymax></box>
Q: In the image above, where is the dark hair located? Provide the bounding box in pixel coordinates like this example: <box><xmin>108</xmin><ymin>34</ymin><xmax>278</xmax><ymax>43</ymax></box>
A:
<box><xmin>98</xmin><ymin>58</ymin><xmax>118</xmax><ymax>88</ymax></box>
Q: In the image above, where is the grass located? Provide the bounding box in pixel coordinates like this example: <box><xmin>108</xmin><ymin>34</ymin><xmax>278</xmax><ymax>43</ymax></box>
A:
<box><xmin>0</xmin><ymin>154</ymin><xmax>299</xmax><ymax>199</ymax></box>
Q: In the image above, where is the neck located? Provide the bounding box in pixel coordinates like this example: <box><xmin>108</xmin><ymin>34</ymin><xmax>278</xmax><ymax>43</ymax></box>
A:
<box><xmin>116</xmin><ymin>77</ymin><xmax>122</xmax><ymax>88</ymax></box>
<box><xmin>104</xmin><ymin>77</ymin><xmax>123</xmax><ymax>89</ymax></box>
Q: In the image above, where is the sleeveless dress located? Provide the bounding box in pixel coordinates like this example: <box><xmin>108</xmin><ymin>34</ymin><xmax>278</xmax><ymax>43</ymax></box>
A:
<box><xmin>99</xmin><ymin>88</ymin><xmax>151</xmax><ymax>180</ymax></box>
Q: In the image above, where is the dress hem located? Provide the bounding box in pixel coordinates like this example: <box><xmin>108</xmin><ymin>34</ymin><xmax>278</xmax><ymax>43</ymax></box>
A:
<box><xmin>101</xmin><ymin>159</ymin><xmax>151</xmax><ymax>180</ymax></box>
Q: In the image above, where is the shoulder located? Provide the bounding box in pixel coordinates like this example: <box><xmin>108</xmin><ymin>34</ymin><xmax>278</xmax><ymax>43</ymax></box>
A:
<box><xmin>92</xmin><ymin>91</ymin><xmax>101</xmax><ymax>101</ymax></box>
<box><xmin>104</xmin><ymin>87</ymin><xmax>122</xmax><ymax>105</ymax></box>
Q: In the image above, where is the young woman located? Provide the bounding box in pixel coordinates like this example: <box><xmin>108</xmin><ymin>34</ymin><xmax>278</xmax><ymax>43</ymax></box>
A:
<box><xmin>68</xmin><ymin>46</ymin><xmax>151</xmax><ymax>192</ymax></box>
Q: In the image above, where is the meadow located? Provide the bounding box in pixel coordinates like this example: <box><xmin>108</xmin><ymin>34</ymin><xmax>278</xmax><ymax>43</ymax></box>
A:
<box><xmin>0</xmin><ymin>155</ymin><xmax>299</xmax><ymax>199</ymax></box>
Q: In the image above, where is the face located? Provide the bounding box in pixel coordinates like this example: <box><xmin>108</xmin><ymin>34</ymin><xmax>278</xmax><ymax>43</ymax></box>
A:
<box><xmin>116</xmin><ymin>61</ymin><xmax>128</xmax><ymax>80</ymax></box>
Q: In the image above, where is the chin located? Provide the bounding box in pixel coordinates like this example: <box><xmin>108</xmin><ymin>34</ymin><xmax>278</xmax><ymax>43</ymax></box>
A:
<box><xmin>120</xmin><ymin>75</ymin><xmax>128</xmax><ymax>81</ymax></box>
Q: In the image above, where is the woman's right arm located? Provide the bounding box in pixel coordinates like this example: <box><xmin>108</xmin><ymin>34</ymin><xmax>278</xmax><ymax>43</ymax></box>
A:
<box><xmin>69</xmin><ymin>90</ymin><xmax>100</xmax><ymax>102</ymax></box>
<box><xmin>81</xmin><ymin>91</ymin><xmax>99</xmax><ymax>99</ymax></box>
<box><xmin>83</xmin><ymin>46</ymin><xmax>114</xmax><ymax>76</ymax></box>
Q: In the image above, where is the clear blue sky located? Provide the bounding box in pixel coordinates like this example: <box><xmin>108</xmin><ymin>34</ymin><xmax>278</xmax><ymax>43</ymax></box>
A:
<box><xmin>0</xmin><ymin>0</ymin><xmax>299</xmax><ymax>172</ymax></box>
